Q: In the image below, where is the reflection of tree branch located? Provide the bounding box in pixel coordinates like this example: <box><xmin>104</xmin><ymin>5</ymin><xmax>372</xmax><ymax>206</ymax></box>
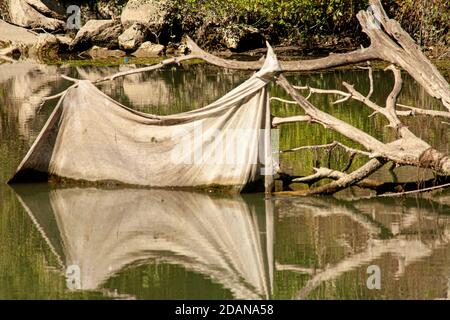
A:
<box><xmin>295</xmin><ymin>238</ymin><xmax>433</xmax><ymax>299</ymax></box>
<box><xmin>285</xmin><ymin>197</ymin><xmax>390</xmax><ymax>239</ymax></box>
<box><xmin>284</xmin><ymin>196</ymin><xmax>450</xmax><ymax>299</ymax></box>
<box><xmin>276</xmin><ymin>263</ymin><xmax>322</xmax><ymax>275</ymax></box>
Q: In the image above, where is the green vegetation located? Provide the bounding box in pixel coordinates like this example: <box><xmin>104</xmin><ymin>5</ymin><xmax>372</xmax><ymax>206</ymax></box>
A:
<box><xmin>181</xmin><ymin>0</ymin><xmax>449</xmax><ymax>46</ymax></box>
<box><xmin>384</xmin><ymin>0</ymin><xmax>449</xmax><ymax>46</ymax></box>
<box><xmin>186</xmin><ymin>0</ymin><xmax>365</xmax><ymax>33</ymax></box>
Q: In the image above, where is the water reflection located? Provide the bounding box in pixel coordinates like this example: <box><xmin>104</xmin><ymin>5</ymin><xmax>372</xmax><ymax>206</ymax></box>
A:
<box><xmin>275</xmin><ymin>195</ymin><xmax>450</xmax><ymax>299</ymax></box>
<box><xmin>10</xmin><ymin>184</ymin><xmax>450</xmax><ymax>299</ymax></box>
<box><xmin>12</xmin><ymin>185</ymin><xmax>273</xmax><ymax>300</ymax></box>
<box><xmin>0</xmin><ymin>62</ymin><xmax>60</xmax><ymax>138</ymax></box>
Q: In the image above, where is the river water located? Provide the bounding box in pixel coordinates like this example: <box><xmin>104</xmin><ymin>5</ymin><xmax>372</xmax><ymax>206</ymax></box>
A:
<box><xmin>0</xmin><ymin>60</ymin><xmax>449</xmax><ymax>299</ymax></box>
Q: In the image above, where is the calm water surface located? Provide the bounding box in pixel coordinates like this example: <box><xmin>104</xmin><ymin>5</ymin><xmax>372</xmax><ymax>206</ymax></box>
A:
<box><xmin>0</xmin><ymin>61</ymin><xmax>450</xmax><ymax>299</ymax></box>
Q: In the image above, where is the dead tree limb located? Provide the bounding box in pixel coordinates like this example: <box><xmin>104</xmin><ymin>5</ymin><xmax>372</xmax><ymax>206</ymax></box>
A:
<box><xmin>276</xmin><ymin>158</ymin><xmax>385</xmax><ymax>196</ymax></box>
<box><xmin>278</xmin><ymin>67</ymin><xmax>450</xmax><ymax>173</ymax></box>
<box><xmin>272</xmin><ymin>115</ymin><xmax>312</xmax><ymax>126</ymax></box>
<box><xmin>274</xmin><ymin>70</ymin><xmax>450</xmax><ymax>195</ymax></box>
<box><xmin>286</xmin><ymin>82</ymin><xmax>450</xmax><ymax>119</ymax></box>
<box><xmin>396</xmin><ymin>104</ymin><xmax>450</xmax><ymax>119</ymax></box>
<box><xmin>279</xmin><ymin>167</ymin><xmax>450</xmax><ymax>195</ymax></box>
<box><xmin>180</xmin><ymin>0</ymin><xmax>449</xmax><ymax>109</ymax></box>
<box><xmin>294</xmin><ymin>85</ymin><xmax>351</xmax><ymax>104</ymax></box>
<box><xmin>359</xmin><ymin>0</ymin><xmax>450</xmax><ymax>110</ymax></box>
<box><xmin>280</xmin><ymin>141</ymin><xmax>371</xmax><ymax>157</ymax></box>
<box><xmin>276</xmin><ymin>74</ymin><xmax>386</xmax><ymax>153</ymax></box>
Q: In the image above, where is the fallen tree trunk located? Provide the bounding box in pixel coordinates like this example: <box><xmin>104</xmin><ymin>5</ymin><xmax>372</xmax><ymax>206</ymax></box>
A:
<box><xmin>277</xmin><ymin>168</ymin><xmax>450</xmax><ymax>196</ymax></box>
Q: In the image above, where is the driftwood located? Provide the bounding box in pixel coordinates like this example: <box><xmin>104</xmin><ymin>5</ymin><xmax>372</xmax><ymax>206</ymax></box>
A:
<box><xmin>273</xmin><ymin>68</ymin><xmax>450</xmax><ymax>196</ymax></box>
<box><xmin>278</xmin><ymin>169</ymin><xmax>450</xmax><ymax>196</ymax></box>
<box><xmin>37</xmin><ymin>0</ymin><xmax>449</xmax><ymax>196</ymax></box>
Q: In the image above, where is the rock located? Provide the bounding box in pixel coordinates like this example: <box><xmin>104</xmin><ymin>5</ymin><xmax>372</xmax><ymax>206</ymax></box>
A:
<box><xmin>29</xmin><ymin>33</ymin><xmax>59</xmax><ymax>60</ymax></box>
<box><xmin>26</xmin><ymin>0</ymin><xmax>65</xmax><ymax>19</ymax></box>
<box><xmin>164</xmin><ymin>42</ymin><xmax>187</xmax><ymax>55</ymax></box>
<box><xmin>0</xmin><ymin>20</ymin><xmax>38</xmax><ymax>59</ymax></box>
<box><xmin>219</xmin><ymin>25</ymin><xmax>265</xmax><ymax>52</ymax></box>
<box><xmin>55</xmin><ymin>35</ymin><xmax>72</xmax><ymax>47</ymax></box>
<box><xmin>121</xmin><ymin>0</ymin><xmax>173</xmax><ymax>28</ymax></box>
<box><xmin>70</xmin><ymin>19</ymin><xmax>123</xmax><ymax>51</ymax></box>
<box><xmin>176</xmin><ymin>43</ymin><xmax>188</xmax><ymax>55</ymax></box>
<box><xmin>7</xmin><ymin>0</ymin><xmax>65</xmax><ymax>31</ymax></box>
<box><xmin>55</xmin><ymin>34</ymin><xmax>73</xmax><ymax>52</ymax></box>
<box><xmin>0</xmin><ymin>19</ymin><xmax>37</xmax><ymax>46</ymax></box>
<box><xmin>118</xmin><ymin>22</ymin><xmax>148</xmax><ymax>51</ymax></box>
<box><xmin>87</xmin><ymin>46</ymin><xmax>126</xmax><ymax>58</ymax></box>
<box><xmin>164</xmin><ymin>42</ymin><xmax>177</xmax><ymax>55</ymax></box>
<box><xmin>132</xmin><ymin>41</ymin><xmax>164</xmax><ymax>57</ymax></box>
<box><xmin>120</xmin><ymin>0</ymin><xmax>178</xmax><ymax>43</ymax></box>
<box><xmin>0</xmin><ymin>41</ymin><xmax>22</xmax><ymax>59</ymax></box>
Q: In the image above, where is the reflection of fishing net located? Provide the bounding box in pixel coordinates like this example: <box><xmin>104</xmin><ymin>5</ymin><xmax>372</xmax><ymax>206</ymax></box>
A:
<box><xmin>9</xmin><ymin>48</ymin><xmax>281</xmax><ymax>192</ymax></box>
<box><xmin>14</xmin><ymin>185</ymin><xmax>274</xmax><ymax>299</ymax></box>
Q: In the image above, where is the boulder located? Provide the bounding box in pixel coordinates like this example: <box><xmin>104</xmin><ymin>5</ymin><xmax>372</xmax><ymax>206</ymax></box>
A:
<box><xmin>0</xmin><ymin>20</ymin><xmax>38</xmax><ymax>59</ymax></box>
<box><xmin>163</xmin><ymin>41</ymin><xmax>177</xmax><ymax>55</ymax></box>
<box><xmin>120</xmin><ymin>0</ymin><xmax>176</xmax><ymax>40</ymax></box>
<box><xmin>28</xmin><ymin>33</ymin><xmax>59</xmax><ymax>60</ymax></box>
<box><xmin>0</xmin><ymin>41</ymin><xmax>23</xmax><ymax>59</ymax></box>
<box><xmin>0</xmin><ymin>19</ymin><xmax>37</xmax><ymax>46</ymax></box>
<box><xmin>118</xmin><ymin>22</ymin><xmax>148</xmax><ymax>51</ymax></box>
<box><xmin>177</xmin><ymin>43</ymin><xmax>188</xmax><ymax>55</ymax></box>
<box><xmin>88</xmin><ymin>46</ymin><xmax>126</xmax><ymax>58</ymax></box>
<box><xmin>219</xmin><ymin>25</ymin><xmax>265</xmax><ymax>52</ymax></box>
<box><xmin>55</xmin><ymin>35</ymin><xmax>72</xmax><ymax>47</ymax></box>
<box><xmin>121</xmin><ymin>0</ymin><xmax>169</xmax><ymax>27</ymax></box>
<box><xmin>26</xmin><ymin>0</ymin><xmax>65</xmax><ymax>19</ymax></box>
<box><xmin>55</xmin><ymin>34</ymin><xmax>73</xmax><ymax>52</ymax></box>
<box><xmin>7</xmin><ymin>0</ymin><xmax>65</xmax><ymax>31</ymax></box>
<box><xmin>70</xmin><ymin>19</ymin><xmax>123</xmax><ymax>51</ymax></box>
<box><xmin>132</xmin><ymin>41</ymin><xmax>164</xmax><ymax>57</ymax></box>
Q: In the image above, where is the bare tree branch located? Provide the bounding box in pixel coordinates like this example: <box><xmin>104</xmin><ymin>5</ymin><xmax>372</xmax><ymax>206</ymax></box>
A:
<box><xmin>397</xmin><ymin>104</ymin><xmax>450</xmax><ymax>119</ymax></box>
<box><xmin>272</xmin><ymin>115</ymin><xmax>312</xmax><ymax>126</ymax></box>
<box><xmin>293</xmin><ymin>85</ymin><xmax>352</xmax><ymax>104</ymax></box>
<box><xmin>269</xmin><ymin>97</ymin><xmax>298</xmax><ymax>105</ymax></box>
<box><xmin>276</xmin><ymin>158</ymin><xmax>385</xmax><ymax>196</ymax></box>
<box><xmin>276</xmin><ymin>74</ymin><xmax>387</xmax><ymax>152</ymax></box>
<box><xmin>281</xmin><ymin>141</ymin><xmax>372</xmax><ymax>157</ymax></box>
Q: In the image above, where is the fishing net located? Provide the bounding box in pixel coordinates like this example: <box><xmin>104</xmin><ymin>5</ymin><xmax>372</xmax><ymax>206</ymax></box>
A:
<box><xmin>9</xmin><ymin>46</ymin><xmax>281</xmax><ymax>192</ymax></box>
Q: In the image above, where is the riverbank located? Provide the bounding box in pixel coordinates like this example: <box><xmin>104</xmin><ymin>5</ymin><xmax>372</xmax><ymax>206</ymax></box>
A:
<box><xmin>7</xmin><ymin>47</ymin><xmax>448</xmax><ymax>82</ymax></box>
